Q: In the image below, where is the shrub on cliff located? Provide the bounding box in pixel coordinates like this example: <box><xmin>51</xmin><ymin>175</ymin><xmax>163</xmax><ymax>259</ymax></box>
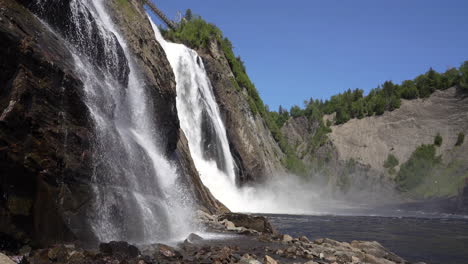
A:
<box><xmin>434</xmin><ymin>133</ymin><xmax>443</xmax><ymax>147</ymax></box>
<box><xmin>455</xmin><ymin>132</ymin><xmax>465</xmax><ymax>146</ymax></box>
<box><xmin>164</xmin><ymin>18</ymin><xmax>221</xmax><ymax>49</ymax></box>
<box><xmin>396</xmin><ymin>144</ymin><xmax>441</xmax><ymax>191</ymax></box>
<box><xmin>384</xmin><ymin>154</ymin><xmax>399</xmax><ymax>169</ymax></box>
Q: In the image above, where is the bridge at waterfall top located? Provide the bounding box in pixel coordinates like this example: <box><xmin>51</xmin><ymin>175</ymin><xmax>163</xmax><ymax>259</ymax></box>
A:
<box><xmin>143</xmin><ymin>0</ymin><xmax>177</xmax><ymax>30</ymax></box>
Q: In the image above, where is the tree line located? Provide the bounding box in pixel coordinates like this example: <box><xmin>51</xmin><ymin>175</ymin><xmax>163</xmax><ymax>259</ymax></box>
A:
<box><xmin>271</xmin><ymin>61</ymin><xmax>468</xmax><ymax>127</ymax></box>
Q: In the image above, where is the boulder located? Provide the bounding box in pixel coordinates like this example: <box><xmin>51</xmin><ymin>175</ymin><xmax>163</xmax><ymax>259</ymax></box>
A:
<box><xmin>264</xmin><ymin>255</ymin><xmax>278</xmax><ymax>264</ymax></box>
<box><xmin>99</xmin><ymin>241</ymin><xmax>140</xmax><ymax>260</ymax></box>
<box><xmin>218</xmin><ymin>213</ymin><xmax>276</xmax><ymax>234</ymax></box>
<box><xmin>0</xmin><ymin>253</ymin><xmax>15</xmax><ymax>264</ymax></box>
<box><xmin>186</xmin><ymin>233</ymin><xmax>204</xmax><ymax>243</ymax></box>
<box><xmin>152</xmin><ymin>243</ymin><xmax>182</xmax><ymax>259</ymax></box>
<box><xmin>282</xmin><ymin>234</ymin><xmax>293</xmax><ymax>243</ymax></box>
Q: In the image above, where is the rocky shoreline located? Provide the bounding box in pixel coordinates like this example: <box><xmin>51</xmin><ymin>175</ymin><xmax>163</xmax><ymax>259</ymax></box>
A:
<box><xmin>0</xmin><ymin>211</ymin><xmax>422</xmax><ymax>264</ymax></box>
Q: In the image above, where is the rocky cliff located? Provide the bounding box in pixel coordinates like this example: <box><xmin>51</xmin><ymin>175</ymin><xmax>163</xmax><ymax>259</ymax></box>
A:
<box><xmin>0</xmin><ymin>0</ymin><xmax>225</xmax><ymax>247</ymax></box>
<box><xmin>281</xmin><ymin>87</ymin><xmax>468</xmax><ymax>200</ymax></box>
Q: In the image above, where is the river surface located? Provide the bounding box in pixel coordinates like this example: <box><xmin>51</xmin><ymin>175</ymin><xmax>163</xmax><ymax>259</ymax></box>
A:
<box><xmin>264</xmin><ymin>214</ymin><xmax>468</xmax><ymax>264</ymax></box>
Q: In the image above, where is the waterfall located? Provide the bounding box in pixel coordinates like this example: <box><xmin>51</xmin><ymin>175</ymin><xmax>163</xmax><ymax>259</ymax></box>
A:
<box><xmin>35</xmin><ymin>0</ymin><xmax>194</xmax><ymax>243</ymax></box>
<box><xmin>151</xmin><ymin>21</ymin><xmax>331</xmax><ymax>215</ymax></box>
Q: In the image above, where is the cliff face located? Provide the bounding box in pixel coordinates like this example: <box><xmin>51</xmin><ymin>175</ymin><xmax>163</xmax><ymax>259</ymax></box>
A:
<box><xmin>329</xmin><ymin>87</ymin><xmax>468</xmax><ymax>174</ymax></box>
<box><xmin>0</xmin><ymin>0</ymin><xmax>225</xmax><ymax>247</ymax></box>
<box><xmin>195</xmin><ymin>40</ymin><xmax>286</xmax><ymax>184</ymax></box>
<box><xmin>281</xmin><ymin>87</ymin><xmax>468</xmax><ymax>200</ymax></box>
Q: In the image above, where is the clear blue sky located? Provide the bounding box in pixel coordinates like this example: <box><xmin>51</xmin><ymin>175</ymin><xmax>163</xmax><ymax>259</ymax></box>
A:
<box><xmin>150</xmin><ymin>0</ymin><xmax>468</xmax><ymax>111</ymax></box>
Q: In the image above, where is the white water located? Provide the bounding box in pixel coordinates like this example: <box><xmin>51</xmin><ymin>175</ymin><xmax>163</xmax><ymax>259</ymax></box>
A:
<box><xmin>150</xmin><ymin>21</ymin><xmax>347</xmax><ymax>215</ymax></box>
<box><xmin>39</xmin><ymin>0</ymin><xmax>195</xmax><ymax>243</ymax></box>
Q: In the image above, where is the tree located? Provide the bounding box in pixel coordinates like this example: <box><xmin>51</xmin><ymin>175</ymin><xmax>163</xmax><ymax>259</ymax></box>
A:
<box><xmin>434</xmin><ymin>133</ymin><xmax>443</xmax><ymax>147</ymax></box>
<box><xmin>400</xmin><ymin>80</ymin><xmax>419</xmax><ymax>99</ymax></box>
<box><xmin>184</xmin><ymin>9</ymin><xmax>193</xmax><ymax>21</ymax></box>
<box><xmin>459</xmin><ymin>61</ymin><xmax>468</xmax><ymax>91</ymax></box>
<box><xmin>290</xmin><ymin>105</ymin><xmax>303</xmax><ymax>118</ymax></box>
<box><xmin>441</xmin><ymin>68</ymin><xmax>460</xmax><ymax>89</ymax></box>
<box><xmin>397</xmin><ymin>144</ymin><xmax>441</xmax><ymax>191</ymax></box>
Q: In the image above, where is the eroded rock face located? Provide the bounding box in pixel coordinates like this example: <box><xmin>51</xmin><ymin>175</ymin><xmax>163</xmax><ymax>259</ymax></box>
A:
<box><xmin>329</xmin><ymin>87</ymin><xmax>468</xmax><ymax>173</ymax></box>
<box><xmin>0</xmin><ymin>0</ymin><xmax>94</xmax><ymax>245</ymax></box>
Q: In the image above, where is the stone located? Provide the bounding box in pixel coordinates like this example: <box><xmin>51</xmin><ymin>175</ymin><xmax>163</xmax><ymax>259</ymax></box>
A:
<box><xmin>99</xmin><ymin>241</ymin><xmax>140</xmax><ymax>260</ymax></box>
<box><xmin>67</xmin><ymin>251</ymin><xmax>87</xmax><ymax>264</ymax></box>
<box><xmin>239</xmin><ymin>257</ymin><xmax>262</xmax><ymax>264</ymax></box>
<box><xmin>299</xmin><ymin>236</ymin><xmax>311</xmax><ymax>243</ymax></box>
<box><xmin>222</xmin><ymin>219</ymin><xmax>237</xmax><ymax>230</ymax></box>
<box><xmin>197</xmin><ymin>210</ymin><xmax>217</xmax><ymax>222</ymax></box>
<box><xmin>48</xmin><ymin>245</ymin><xmax>69</xmax><ymax>262</ymax></box>
<box><xmin>264</xmin><ymin>255</ymin><xmax>278</xmax><ymax>264</ymax></box>
<box><xmin>303</xmin><ymin>261</ymin><xmax>319</xmax><ymax>264</ymax></box>
<box><xmin>286</xmin><ymin>246</ymin><xmax>297</xmax><ymax>253</ymax></box>
<box><xmin>18</xmin><ymin>246</ymin><xmax>32</xmax><ymax>256</ymax></box>
<box><xmin>282</xmin><ymin>234</ymin><xmax>294</xmax><ymax>242</ymax></box>
<box><xmin>218</xmin><ymin>213</ymin><xmax>276</xmax><ymax>234</ymax></box>
<box><xmin>0</xmin><ymin>254</ymin><xmax>15</xmax><ymax>264</ymax></box>
<box><xmin>153</xmin><ymin>243</ymin><xmax>182</xmax><ymax>259</ymax></box>
<box><xmin>186</xmin><ymin>233</ymin><xmax>204</xmax><ymax>243</ymax></box>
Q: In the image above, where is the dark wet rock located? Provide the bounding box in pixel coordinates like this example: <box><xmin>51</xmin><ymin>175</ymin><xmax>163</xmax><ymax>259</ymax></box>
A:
<box><xmin>186</xmin><ymin>233</ymin><xmax>204</xmax><ymax>243</ymax></box>
<box><xmin>218</xmin><ymin>213</ymin><xmax>276</xmax><ymax>234</ymax></box>
<box><xmin>1</xmin><ymin>0</ymin><xmax>227</xmax><ymax>249</ymax></box>
<box><xmin>149</xmin><ymin>243</ymin><xmax>181</xmax><ymax>260</ymax></box>
<box><xmin>99</xmin><ymin>241</ymin><xmax>140</xmax><ymax>260</ymax></box>
<box><xmin>47</xmin><ymin>244</ymin><xmax>69</xmax><ymax>262</ymax></box>
<box><xmin>0</xmin><ymin>0</ymin><xmax>95</xmax><ymax>246</ymax></box>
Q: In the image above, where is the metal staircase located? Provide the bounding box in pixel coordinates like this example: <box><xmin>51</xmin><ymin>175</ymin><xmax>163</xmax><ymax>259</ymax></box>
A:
<box><xmin>143</xmin><ymin>0</ymin><xmax>178</xmax><ymax>30</ymax></box>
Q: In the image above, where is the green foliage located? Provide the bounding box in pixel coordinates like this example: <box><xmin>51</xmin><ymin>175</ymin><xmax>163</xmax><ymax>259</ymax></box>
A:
<box><xmin>269</xmin><ymin>63</ymin><xmax>464</xmax><ymax>127</ymax></box>
<box><xmin>434</xmin><ymin>133</ymin><xmax>443</xmax><ymax>147</ymax></box>
<box><xmin>184</xmin><ymin>9</ymin><xmax>193</xmax><ymax>21</ymax></box>
<box><xmin>459</xmin><ymin>61</ymin><xmax>468</xmax><ymax>91</ymax></box>
<box><xmin>290</xmin><ymin>105</ymin><xmax>304</xmax><ymax>118</ymax></box>
<box><xmin>269</xmin><ymin>106</ymin><xmax>290</xmax><ymax>128</ymax></box>
<box><xmin>309</xmin><ymin>122</ymin><xmax>332</xmax><ymax>152</ymax></box>
<box><xmin>383</xmin><ymin>154</ymin><xmax>399</xmax><ymax>169</ymax></box>
<box><xmin>455</xmin><ymin>132</ymin><xmax>465</xmax><ymax>146</ymax></box>
<box><xmin>396</xmin><ymin>144</ymin><xmax>441</xmax><ymax>191</ymax></box>
<box><xmin>163</xmin><ymin>18</ymin><xmax>221</xmax><ymax>49</ymax></box>
<box><xmin>400</xmin><ymin>80</ymin><xmax>419</xmax><ymax>99</ymax></box>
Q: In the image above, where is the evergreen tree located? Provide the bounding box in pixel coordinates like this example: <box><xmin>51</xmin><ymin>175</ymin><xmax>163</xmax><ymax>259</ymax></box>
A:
<box><xmin>184</xmin><ymin>9</ymin><xmax>193</xmax><ymax>21</ymax></box>
<box><xmin>459</xmin><ymin>61</ymin><xmax>468</xmax><ymax>91</ymax></box>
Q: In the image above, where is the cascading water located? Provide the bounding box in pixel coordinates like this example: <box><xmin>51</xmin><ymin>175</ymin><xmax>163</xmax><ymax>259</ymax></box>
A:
<box><xmin>151</xmin><ymin>21</ymin><xmax>296</xmax><ymax>213</ymax></box>
<box><xmin>150</xmin><ymin>21</ymin><xmax>244</xmax><ymax>210</ymax></box>
<box><xmin>151</xmin><ymin>20</ymin><xmax>338</xmax><ymax>215</ymax></box>
<box><xmin>35</xmin><ymin>0</ymin><xmax>194</xmax><ymax>243</ymax></box>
